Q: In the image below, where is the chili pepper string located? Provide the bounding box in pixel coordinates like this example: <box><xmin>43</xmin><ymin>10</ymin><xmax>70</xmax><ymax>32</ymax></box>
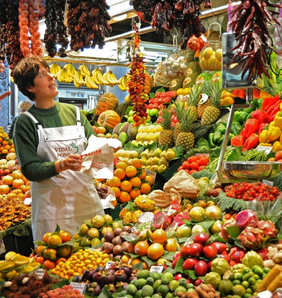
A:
<box><xmin>127</xmin><ymin>24</ymin><xmax>148</xmax><ymax>127</ymax></box>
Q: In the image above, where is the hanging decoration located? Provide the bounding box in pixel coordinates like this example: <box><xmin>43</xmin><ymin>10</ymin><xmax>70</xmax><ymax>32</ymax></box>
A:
<box><xmin>127</xmin><ymin>22</ymin><xmax>149</xmax><ymax>127</ymax></box>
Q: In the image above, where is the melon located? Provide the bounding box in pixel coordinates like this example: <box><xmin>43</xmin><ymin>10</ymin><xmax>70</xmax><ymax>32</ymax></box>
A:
<box><xmin>169</xmin><ymin>77</ymin><xmax>184</xmax><ymax>91</ymax></box>
<box><xmin>211</xmin><ymin>71</ymin><xmax>222</xmax><ymax>86</ymax></box>
<box><xmin>235</xmin><ymin>210</ymin><xmax>259</xmax><ymax>229</ymax></box>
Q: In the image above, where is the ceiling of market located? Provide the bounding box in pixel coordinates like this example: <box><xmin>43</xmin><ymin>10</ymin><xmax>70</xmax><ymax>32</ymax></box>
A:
<box><xmin>43</xmin><ymin>0</ymin><xmax>233</xmax><ymax>68</ymax></box>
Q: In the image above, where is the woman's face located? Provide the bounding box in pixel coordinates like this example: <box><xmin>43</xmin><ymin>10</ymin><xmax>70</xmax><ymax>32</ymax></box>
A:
<box><xmin>31</xmin><ymin>64</ymin><xmax>58</xmax><ymax>100</ymax></box>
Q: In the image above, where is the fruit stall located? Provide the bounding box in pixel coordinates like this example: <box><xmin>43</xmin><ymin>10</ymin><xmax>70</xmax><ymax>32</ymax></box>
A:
<box><xmin>2</xmin><ymin>0</ymin><xmax>282</xmax><ymax>297</ymax></box>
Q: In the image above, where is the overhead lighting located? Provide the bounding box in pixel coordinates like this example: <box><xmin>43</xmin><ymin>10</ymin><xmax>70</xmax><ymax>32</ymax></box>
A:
<box><xmin>112</xmin><ymin>13</ymin><xmax>128</xmax><ymax>21</ymax></box>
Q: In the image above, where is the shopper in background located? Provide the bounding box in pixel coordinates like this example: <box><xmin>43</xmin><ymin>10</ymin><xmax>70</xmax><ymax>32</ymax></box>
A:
<box><xmin>8</xmin><ymin>100</ymin><xmax>33</xmax><ymax>139</ymax></box>
<box><xmin>12</xmin><ymin>55</ymin><xmax>104</xmax><ymax>242</ymax></box>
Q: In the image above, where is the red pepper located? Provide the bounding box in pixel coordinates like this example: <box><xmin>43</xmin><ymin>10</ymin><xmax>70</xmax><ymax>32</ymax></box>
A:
<box><xmin>231</xmin><ymin>135</ymin><xmax>245</xmax><ymax>147</ymax></box>
<box><xmin>240</xmin><ymin>118</ymin><xmax>259</xmax><ymax>139</ymax></box>
<box><xmin>266</xmin><ymin>100</ymin><xmax>281</xmax><ymax>121</ymax></box>
<box><xmin>232</xmin><ymin>89</ymin><xmax>246</xmax><ymax>99</ymax></box>
<box><xmin>258</xmin><ymin>123</ymin><xmax>268</xmax><ymax>134</ymax></box>
<box><xmin>261</xmin><ymin>95</ymin><xmax>280</xmax><ymax>111</ymax></box>
<box><xmin>242</xmin><ymin>133</ymin><xmax>259</xmax><ymax>151</ymax></box>
<box><xmin>251</xmin><ymin>109</ymin><xmax>270</xmax><ymax>124</ymax></box>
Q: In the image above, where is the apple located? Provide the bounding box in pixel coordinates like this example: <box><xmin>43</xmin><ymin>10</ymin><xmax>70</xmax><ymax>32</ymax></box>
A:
<box><xmin>0</xmin><ymin>184</ymin><xmax>10</xmax><ymax>194</ymax></box>
<box><xmin>2</xmin><ymin>175</ymin><xmax>14</xmax><ymax>185</ymax></box>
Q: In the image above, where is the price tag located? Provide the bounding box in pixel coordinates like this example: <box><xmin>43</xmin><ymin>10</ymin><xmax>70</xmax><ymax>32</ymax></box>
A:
<box><xmin>150</xmin><ymin>265</ymin><xmax>163</xmax><ymax>273</ymax></box>
<box><xmin>70</xmin><ymin>282</ymin><xmax>87</xmax><ymax>294</ymax></box>
<box><xmin>105</xmin><ymin>261</ymin><xmax>115</xmax><ymax>269</ymax></box>
<box><xmin>262</xmin><ymin>180</ymin><xmax>274</xmax><ymax>187</ymax></box>
<box><xmin>35</xmin><ymin>268</ymin><xmax>45</xmax><ymax>279</ymax></box>
<box><xmin>195</xmin><ymin>153</ymin><xmax>210</xmax><ymax>157</ymax></box>
<box><xmin>198</xmin><ymin>94</ymin><xmax>209</xmax><ymax>105</ymax></box>
<box><xmin>258</xmin><ymin>290</ymin><xmax>272</xmax><ymax>298</ymax></box>
<box><xmin>145</xmin><ymin>169</ymin><xmax>156</xmax><ymax>182</ymax></box>
<box><xmin>256</xmin><ymin>146</ymin><xmax>273</xmax><ymax>154</ymax></box>
<box><xmin>23</xmin><ymin>198</ymin><xmax>32</xmax><ymax>205</ymax></box>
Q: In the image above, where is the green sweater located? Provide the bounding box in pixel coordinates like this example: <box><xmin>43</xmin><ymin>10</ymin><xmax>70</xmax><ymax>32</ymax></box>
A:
<box><xmin>13</xmin><ymin>101</ymin><xmax>95</xmax><ymax>182</ymax></box>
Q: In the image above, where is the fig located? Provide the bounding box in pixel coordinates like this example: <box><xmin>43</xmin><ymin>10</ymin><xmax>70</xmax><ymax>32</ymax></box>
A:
<box><xmin>113</xmin><ymin>245</ymin><xmax>123</xmax><ymax>256</ymax></box>
<box><xmin>112</xmin><ymin>236</ymin><xmax>122</xmax><ymax>246</ymax></box>
<box><xmin>113</xmin><ymin>228</ymin><xmax>123</xmax><ymax>237</ymax></box>
<box><xmin>123</xmin><ymin>226</ymin><xmax>132</xmax><ymax>233</ymax></box>
<box><xmin>104</xmin><ymin>232</ymin><xmax>115</xmax><ymax>243</ymax></box>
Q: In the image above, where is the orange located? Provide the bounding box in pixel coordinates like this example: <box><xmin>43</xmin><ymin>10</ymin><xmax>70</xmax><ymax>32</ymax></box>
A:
<box><xmin>35</xmin><ymin>255</ymin><xmax>45</xmax><ymax>264</ymax></box>
<box><xmin>130</xmin><ymin>189</ymin><xmax>141</xmax><ymax>200</ymax></box>
<box><xmin>151</xmin><ymin>229</ymin><xmax>167</xmax><ymax>244</ymax></box>
<box><xmin>147</xmin><ymin>243</ymin><xmax>164</xmax><ymax>260</ymax></box>
<box><xmin>119</xmin><ymin>191</ymin><xmax>131</xmax><ymax>203</ymax></box>
<box><xmin>130</xmin><ymin>258</ymin><xmax>141</xmax><ymax>266</ymax></box>
<box><xmin>134</xmin><ymin>240</ymin><xmax>149</xmax><ymax>256</ymax></box>
<box><xmin>164</xmin><ymin>238</ymin><xmax>178</xmax><ymax>251</ymax></box>
<box><xmin>120</xmin><ymin>180</ymin><xmax>132</xmax><ymax>192</ymax></box>
<box><xmin>125</xmin><ymin>166</ymin><xmax>137</xmax><ymax>178</ymax></box>
<box><xmin>111</xmin><ymin>186</ymin><xmax>121</xmax><ymax>198</ymax></box>
<box><xmin>140</xmin><ymin>183</ymin><xmax>151</xmax><ymax>194</ymax></box>
<box><xmin>43</xmin><ymin>259</ymin><xmax>56</xmax><ymax>270</ymax></box>
<box><xmin>58</xmin><ymin>230</ymin><xmax>71</xmax><ymax>243</ymax></box>
<box><xmin>57</xmin><ymin>245</ymin><xmax>72</xmax><ymax>258</ymax></box>
<box><xmin>145</xmin><ymin>175</ymin><xmax>154</xmax><ymax>186</ymax></box>
<box><xmin>106</xmin><ymin>176</ymin><xmax>121</xmax><ymax>187</ymax></box>
<box><xmin>121</xmin><ymin>254</ymin><xmax>130</xmax><ymax>263</ymax></box>
<box><xmin>114</xmin><ymin>168</ymin><xmax>126</xmax><ymax>180</ymax></box>
<box><xmin>116</xmin><ymin>161</ymin><xmax>127</xmax><ymax>170</ymax></box>
<box><xmin>56</xmin><ymin>257</ymin><xmax>67</xmax><ymax>265</ymax></box>
<box><xmin>130</xmin><ymin>177</ymin><xmax>142</xmax><ymax>188</ymax></box>
<box><xmin>138</xmin><ymin>169</ymin><xmax>146</xmax><ymax>180</ymax></box>
<box><xmin>43</xmin><ymin>248</ymin><xmax>57</xmax><ymax>261</ymax></box>
<box><xmin>129</xmin><ymin>158</ymin><xmax>143</xmax><ymax>169</ymax></box>
<box><xmin>42</xmin><ymin>232</ymin><xmax>52</xmax><ymax>244</ymax></box>
<box><xmin>35</xmin><ymin>244</ymin><xmax>47</xmax><ymax>256</ymax></box>
<box><xmin>47</xmin><ymin>234</ymin><xmax>63</xmax><ymax>247</ymax></box>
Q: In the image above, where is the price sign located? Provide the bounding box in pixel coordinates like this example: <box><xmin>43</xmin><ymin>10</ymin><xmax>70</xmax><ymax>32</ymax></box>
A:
<box><xmin>145</xmin><ymin>169</ymin><xmax>156</xmax><ymax>182</ymax></box>
<box><xmin>262</xmin><ymin>180</ymin><xmax>274</xmax><ymax>187</ymax></box>
<box><xmin>258</xmin><ymin>291</ymin><xmax>272</xmax><ymax>298</ymax></box>
<box><xmin>256</xmin><ymin>146</ymin><xmax>273</xmax><ymax>154</ymax></box>
<box><xmin>150</xmin><ymin>265</ymin><xmax>163</xmax><ymax>273</ymax></box>
<box><xmin>70</xmin><ymin>282</ymin><xmax>87</xmax><ymax>294</ymax></box>
<box><xmin>35</xmin><ymin>268</ymin><xmax>45</xmax><ymax>279</ymax></box>
<box><xmin>105</xmin><ymin>261</ymin><xmax>115</xmax><ymax>269</ymax></box>
<box><xmin>195</xmin><ymin>153</ymin><xmax>210</xmax><ymax>157</ymax></box>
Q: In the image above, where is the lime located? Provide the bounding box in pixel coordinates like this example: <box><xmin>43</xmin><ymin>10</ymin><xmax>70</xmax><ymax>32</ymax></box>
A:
<box><xmin>229</xmin><ymin>273</ymin><xmax>235</xmax><ymax>281</ymax></box>
<box><xmin>246</xmin><ymin>288</ymin><xmax>253</xmax><ymax>294</ymax></box>
<box><xmin>233</xmin><ymin>285</ymin><xmax>246</xmax><ymax>297</ymax></box>
<box><xmin>263</xmin><ymin>267</ymin><xmax>271</xmax><ymax>274</ymax></box>
<box><xmin>233</xmin><ymin>280</ymin><xmax>241</xmax><ymax>285</ymax></box>
<box><xmin>248</xmin><ymin>271</ymin><xmax>254</xmax><ymax>277</ymax></box>
<box><xmin>262</xmin><ymin>273</ymin><xmax>267</xmax><ymax>279</ymax></box>
<box><xmin>242</xmin><ymin>274</ymin><xmax>250</xmax><ymax>281</ymax></box>
<box><xmin>248</xmin><ymin>277</ymin><xmax>256</xmax><ymax>286</ymax></box>
<box><xmin>253</xmin><ymin>267</ymin><xmax>264</xmax><ymax>277</ymax></box>
<box><xmin>234</xmin><ymin>273</ymin><xmax>243</xmax><ymax>281</ymax></box>
<box><xmin>252</xmin><ymin>283</ymin><xmax>259</xmax><ymax>292</ymax></box>
<box><xmin>241</xmin><ymin>281</ymin><xmax>249</xmax><ymax>289</ymax></box>
<box><xmin>252</xmin><ymin>274</ymin><xmax>260</xmax><ymax>280</ymax></box>
<box><xmin>242</xmin><ymin>268</ymin><xmax>250</xmax><ymax>275</ymax></box>
<box><xmin>244</xmin><ymin>294</ymin><xmax>252</xmax><ymax>298</ymax></box>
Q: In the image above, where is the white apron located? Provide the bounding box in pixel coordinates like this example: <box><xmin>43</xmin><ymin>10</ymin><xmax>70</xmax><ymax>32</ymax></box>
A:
<box><xmin>25</xmin><ymin>107</ymin><xmax>104</xmax><ymax>242</ymax></box>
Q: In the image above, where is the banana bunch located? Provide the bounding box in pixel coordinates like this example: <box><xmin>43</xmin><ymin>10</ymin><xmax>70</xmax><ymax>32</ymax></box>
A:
<box><xmin>102</xmin><ymin>70</ymin><xmax>120</xmax><ymax>87</ymax></box>
<box><xmin>0</xmin><ymin>251</ymin><xmax>40</xmax><ymax>281</ymax></box>
<box><xmin>57</xmin><ymin>67</ymin><xmax>73</xmax><ymax>83</ymax></box>
<box><xmin>50</xmin><ymin>63</ymin><xmax>61</xmax><ymax>79</ymax></box>
<box><xmin>85</xmin><ymin>74</ymin><xmax>99</xmax><ymax>89</ymax></box>
<box><xmin>118</xmin><ymin>74</ymin><xmax>130</xmax><ymax>91</ymax></box>
<box><xmin>63</xmin><ymin>63</ymin><xmax>77</xmax><ymax>81</ymax></box>
<box><xmin>220</xmin><ymin>90</ymin><xmax>235</xmax><ymax>106</ymax></box>
<box><xmin>74</xmin><ymin>69</ymin><xmax>86</xmax><ymax>88</ymax></box>
<box><xmin>92</xmin><ymin>68</ymin><xmax>108</xmax><ymax>86</ymax></box>
<box><xmin>78</xmin><ymin>64</ymin><xmax>90</xmax><ymax>77</ymax></box>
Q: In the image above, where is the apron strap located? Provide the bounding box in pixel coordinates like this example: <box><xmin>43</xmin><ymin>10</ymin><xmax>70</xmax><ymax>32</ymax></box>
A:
<box><xmin>75</xmin><ymin>106</ymin><xmax>81</xmax><ymax>128</ymax></box>
<box><xmin>24</xmin><ymin>111</ymin><xmax>43</xmax><ymax>130</ymax></box>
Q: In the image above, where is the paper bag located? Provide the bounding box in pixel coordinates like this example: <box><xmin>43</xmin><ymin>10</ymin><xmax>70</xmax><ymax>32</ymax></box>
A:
<box><xmin>163</xmin><ymin>170</ymin><xmax>199</xmax><ymax>199</ymax></box>
<box><xmin>81</xmin><ymin>135</ymin><xmax>121</xmax><ymax>179</ymax></box>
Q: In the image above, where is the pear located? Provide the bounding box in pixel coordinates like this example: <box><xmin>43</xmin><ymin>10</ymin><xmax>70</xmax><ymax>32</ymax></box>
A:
<box><xmin>152</xmin><ymin>157</ymin><xmax>160</xmax><ymax>165</ymax></box>
<box><xmin>158</xmin><ymin>157</ymin><xmax>168</xmax><ymax>166</ymax></box>
<box><xmin>158</xmin><ymin>165</ymin><xmax>167</xmax><ymax>174</ymax></box>
<box><xmin>150</xmin><ymin>165</ymin><xmax>159</xmax><ymax>172</ymax></box>
<box><xmin>154</xmin><ymin>148</ymin><xmax>162</xmax><ymax>157</ymax></box>
<box><xmin>165</xmin><ymin>149</ymin><xmax>176</xmax><ymax>161</ymax></box>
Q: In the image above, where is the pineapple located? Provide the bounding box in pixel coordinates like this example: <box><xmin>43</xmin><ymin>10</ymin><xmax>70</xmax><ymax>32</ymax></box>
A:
<box><xmin>175</xmin><ymin>109</ymin><xmax>195</xmax><ymax>152</ymax></box>
<box><xmin>187</xmin><ymin>84</ymin><xmax>202</xmax><ymax>122</ymax></box>
<box><xmin>201</xmin><ymin>81</ymin><xmax>222</xmax><ymax>125</ymax></box>
<box><xmin>197</xmin><ymin>80</ymin><xmax>212</xmax><ymax>118</ymax></box>
<box><xmin>173</xmin><ymin>100</ymin><xmax>185</xmax><ymax>143</ymax></box>
<box><xmin>158</xmin><ymin>108</ymin><xmax>174</xmax><ymax>148</ymax></box>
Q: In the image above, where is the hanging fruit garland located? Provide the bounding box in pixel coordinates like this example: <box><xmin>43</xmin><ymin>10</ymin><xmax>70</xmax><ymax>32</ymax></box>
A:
<box><xmin>127</xmin><ymin>24</ymin><xmax>149</xmax><ymax>126</ymax></box>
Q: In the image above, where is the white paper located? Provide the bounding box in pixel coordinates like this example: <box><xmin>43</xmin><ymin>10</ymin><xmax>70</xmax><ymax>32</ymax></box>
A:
<box><xmin>81</xmin><ymin>135</ymin><xmax>122</xmax><ymax>179</ymax></box>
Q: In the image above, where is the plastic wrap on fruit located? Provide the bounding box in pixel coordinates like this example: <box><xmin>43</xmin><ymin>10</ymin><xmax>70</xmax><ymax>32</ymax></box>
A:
<box><xmin>238</xmin><ymin>226</ymin><xmax>264</xmax><ymax>249</ymax></box>
<box><xmin>241</xmin><ymin>251</ymin><xmax>264</xmax><ymax>268</ymax></box>
<box><xmin>211</xmin><ymin>258</ymin><xmax>230</xmax><ymax>276</ymax></box>
<box><xmin>272</xmin><ymin>288</ymin><xmax>282</xmax><ymax>298</ymax></box>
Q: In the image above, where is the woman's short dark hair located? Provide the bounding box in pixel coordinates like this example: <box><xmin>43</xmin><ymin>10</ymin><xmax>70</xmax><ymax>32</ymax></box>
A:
<box><xmin>13</xmin><ymin>56</ymin><xmax>50</xmax><ymax>101</ymax></box>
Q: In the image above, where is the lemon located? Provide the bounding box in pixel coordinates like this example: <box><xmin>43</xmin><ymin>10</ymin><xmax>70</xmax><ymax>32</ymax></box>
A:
<box><xmin>203</xmin><ymin>47</ymin><xmax>214</xmax><ymax>59</ymax></box>
<box><xmin>177</xmin><ymin>88</ymin><xmax>183</xmax><ymax>96</ymax></box>
<box><xmin>207</xmin><ymin>55</ymin><xmax>216</xmax><ymax>70</ymax></box>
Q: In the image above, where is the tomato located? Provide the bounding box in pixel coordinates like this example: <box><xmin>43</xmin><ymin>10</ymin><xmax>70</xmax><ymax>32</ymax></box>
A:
<box><xmin>193</xmin><ymin>233</ymin><xmax>210</xmax><ymax>245</ymax></box>
<box><xmin>177</xmin><ymin>166</ymin><xmax>183</xmax><ymax>172</ymax></box>
<box><xmin>194</xmin><ymin>261</ymin><xmax>208</xmax><ymax>276</ymax></box>
<box><xmin>194</xmin><ymin>278</ymin><xmax>204</xmax><ymax>286</ymax></box>
<box><xmin>174</xmin><ymin>273</ymin><xmax>183</xmax><ymax>280</ymax></box>
<box><xmin>183</xmin><ymin>258</ymin><xmax>198</xmax><ymax>270</ymax></box>
<box><xmin>211</xmin><ymin>242</ymin><xmax>228</xmax><ymax>254</ymax></box>
<box><xmin>190</xmin><ymin>162</ymin><xmax>199</xmax><ymax>170</ymax></box>
<box><xmin>198</xmin><ymin>158</ymin><xmax>208</xmax><ymax>166</ymax></box>
<box><xmin>188</xmin><ymin>156</ymin><xmax>197</xmax><ymax>163</ymax></box>
<box><xmin>180</xmin><ymin>245</ymin><xmax>190</xmax><ymax>257</ymax></box>
<box><xmin>219</xmin><ymin>253</ymin><xmax>231</xmax><ymax>263</ymax></box>
<box><xmin>207</xmin><ymin>260</ymin><xmax>213</xmax><ymax>270</ymax></box>
<box><xmin>203</xmin><ymin>244</ymin><xmax>218</xmax><ymax>259</ymax></box>
<box><xmin>187</xmin><ymin>243</ymin><xmax>203</xmax><ymax>257</ymax></box>
<box><xmin>198</xmin><ymin>165</ymin><xmax>206</xmax><ymax>171</ymax></box>
<box><xmin>182</xmin><ymin>161</ymin><xmax>190</xmax><ymax>170</ymax></box>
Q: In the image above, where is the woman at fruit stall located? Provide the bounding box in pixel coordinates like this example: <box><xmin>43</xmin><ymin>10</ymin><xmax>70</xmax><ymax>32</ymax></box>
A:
<box><xmin>12</xmin><ymin>55</ymin><xmax>104</xmax><ymax>242</ymax></box>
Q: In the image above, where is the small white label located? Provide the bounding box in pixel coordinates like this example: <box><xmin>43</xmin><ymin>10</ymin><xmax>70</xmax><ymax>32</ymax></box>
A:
<box><xmin>195</xmin><ymin>153</ymin><xmax>210</xmax><ymax>157</ymax></box>
<box><xmin>23</xmin><ymin>198</ymin><xmax>32</xmax><ymax>205</ymax></box>
<box><xmin>256</xmin><ymin>146</ymin><xmax>273</xmax><ymax>154</ymax></box>
<box><xmin>70</xmin><ymin>282</ymin><xmax>87</xmax><ymax>294</ymax></box>
<box><xmin>145</xmin><ymin>169</ymin><xmax>156</xmax><ymax>181</ymax></box>
<box><xmin>262</xmin><ymin>180</ymin><xmax>274</xmax><ymax>187</ymax></box>
<box><xmin>258</xmin><ymin>290</ymin><xmax>272</xmax><ymax>298</ymax></box>
<box><xmin>150</xmin><ymin>265</ymin><xmax>164</xmax><ymax>273</ymax></box>
<box><xmin>35</xmin><ymin>268</ymin><xmax>45</xmax><ymax>279</ymax></box>
<box><xmin>198</xmin><ymin>94</ymin><xmax>209</xmax><ymax>105</ymax></box>
<box><xmin>105</xmin><ymin>261</ymin><xmax>115</xmax><ymax>269</ymax></box>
